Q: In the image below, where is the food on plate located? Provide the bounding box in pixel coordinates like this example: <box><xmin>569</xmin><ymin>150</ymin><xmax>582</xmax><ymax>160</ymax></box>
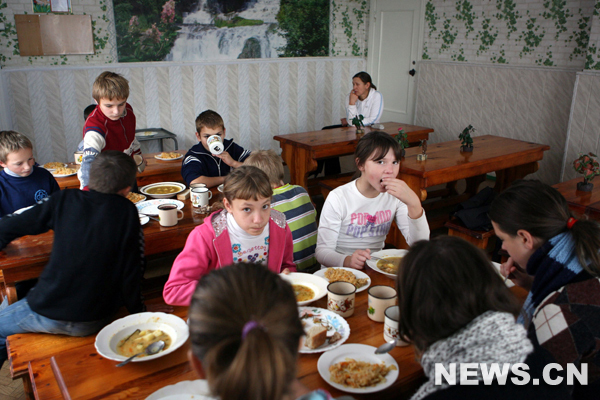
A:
<box><xmin>43</xmin><ymin>162</ymin><xmax>64</xmax><ymax>169</ymax></box>
<box><xmin>160</xmin><ymin>152</ymin><xmax>180</xmax><ymax>159</ymax></box>
<box><xmin>146</xmin><ymin>185</ymin><xmax>181</xmax><ymax>195</ymax></box>
<box><xmin>329</xmin><ymin>331</ymin><xmax>343</xmax><ymax>344</ymax></box>
<box><xmin>329</xmin><ymin>358</ymin><xmax>397</xmax><ymax>388</ymax></box>
<box><xmin>53</xmin><ymin>167</ymin><xmax>77</xmax><ymax>176</ymax></box>
<box><xmin>305</xmin><ymin>325</ymin><xmax>327</xmax><ymax>349</ymax></box>
<box><xmin>292</xmin><ymin>284</ymin><xmax>315</xmax><ymax>302</ymax></box>
<box><xmin>117</xmin><ymin>329</ymin><xmax>171</xmax><ymax>358</ymax></box>
<box><xmin>324</xmin><ymin>268</ymin><xmax>368</xmax><ymax>288</ymax></box>
<box><xmin>376</xmin><ymin>257</ymin><xmax>403</xmax><ymax>274</ymax></box>
<box><xmin>126</xmin><ymin>192</ymin><xmax>145</xmax><ymax>203</ymax></box>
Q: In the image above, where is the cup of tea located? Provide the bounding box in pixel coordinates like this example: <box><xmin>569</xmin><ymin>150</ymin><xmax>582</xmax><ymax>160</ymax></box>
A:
<box><xmin>74</xmin><ymin>151</ymin><xmax>83</xmax><ymax>164</ymax></box>
<box><xmin>191</xmin><ymin>187</ymin><xmax>212</xmax><ymax>208</ymax></box>
<box><xmin>157</xmin><ymin>204</ymin><xmax>183</xmax><ymax>227</ymax></box>
<box><xmin>368</xmin><ymin>285</ymin><xmax>397</xmax><ymax>323</ymax></box>
<box><xmin>383</xmin><ymin>306</ymin><xmax>409</xmax><ymax>346</ymax></box>
<box><xmin>327</xmin><ymin>281</ymin><xmax>356</xmax><ymax>318</ymax></box>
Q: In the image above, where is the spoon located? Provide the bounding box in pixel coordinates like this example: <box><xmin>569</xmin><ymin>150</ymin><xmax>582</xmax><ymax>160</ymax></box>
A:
<box><xmin>374</xmin><ymin>340</ymin><xmax>396</xmax><ymax>354</ymax></box>
<box><xmin>116</xmin><ymin>340</ymin><xmax>165</xmax><ymax>367</ymax></box>
<box><xmin>139</xmin><ymin>213</ymin><xmax>160</xmax><ymax>222</ymax></box>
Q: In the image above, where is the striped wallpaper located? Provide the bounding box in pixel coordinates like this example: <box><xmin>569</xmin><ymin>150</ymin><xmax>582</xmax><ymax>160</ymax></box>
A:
<box><xmin>1</xmin><ymin>57</ymin><xmax>365</xmax><ymax>165</ymax></box>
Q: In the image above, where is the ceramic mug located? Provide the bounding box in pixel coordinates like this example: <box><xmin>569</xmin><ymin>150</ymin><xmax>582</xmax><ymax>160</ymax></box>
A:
<box><xmin>368</xmin><ymin>285</ymin><xmax>397</xmax><ymax>323</ymax></box>
<box><xmin>190</xmin><ymin>187</ymin><xmax>212</xmax><ymax>208</ymax></box>
<box><xmin>327</xmin><ymin>281</ymin><xmax>356</xmax><ymax>318</ymax></box>
<box><xmin>74</xmin><ymin>151</ymin><xmax>83</xmax><ymax>164</ymax></box>
<box><xmin>157</xmin><ymin>204</ymin><xmax>183</xmax><ymax>227</ymax></box>
<box><xmin>383</xmin><ymin>305</ymin><xmax>409</xmax><ymax>346</ymax></box>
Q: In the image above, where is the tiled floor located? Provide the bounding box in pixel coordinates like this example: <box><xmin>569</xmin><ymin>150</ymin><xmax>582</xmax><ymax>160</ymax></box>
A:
<box><xmin>0</xmin><ymin>361</ymin><xmax>26</xmax><ymax>400</ymax></box>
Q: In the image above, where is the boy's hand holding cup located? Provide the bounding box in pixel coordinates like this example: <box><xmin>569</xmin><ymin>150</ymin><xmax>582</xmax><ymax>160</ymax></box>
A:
<box><xmin>134</xmin><ymin>154</ymin><xmax>146</xmax><ymax>173</ymax></box>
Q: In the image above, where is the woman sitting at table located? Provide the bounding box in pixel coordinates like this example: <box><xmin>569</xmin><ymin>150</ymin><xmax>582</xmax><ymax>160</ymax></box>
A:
<box><xmin>397</xmin><ymin>236</ymin><xmax>569</xmax><ymax>399</ymax></box>
<box><xmin>187</xmin><ymin>263</ymin><xmax>354</xmax><ymax>400</ymax></box>
<box><xmin>346</xmin><ymin>71</ymin><xmax>384</xmax><ymax>127</ymax></box>
<box><xmin>490</xmin><ymin>180</ymin><xmax>600</xmax><ymax>398</ymax></box>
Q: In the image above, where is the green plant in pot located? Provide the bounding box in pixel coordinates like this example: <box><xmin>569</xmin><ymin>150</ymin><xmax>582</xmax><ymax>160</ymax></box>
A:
<box><xmin>573</xmin><ymin>152</ymin><xmax>600</xmax><ymax>192</ymax></box>
<box><xmin>352</xmin><ymin>115</ymin><xmax>365</xmax><ymax>135</ymax></box>
<box><xmin>396</xmin><ymin>127</ymin><xmax>409</xmax><ymax>158</ymax></box>
<box><xmin>459</xmin><ymin>125</ymin><xmax>475</xmax><ymax>152</ymax></box>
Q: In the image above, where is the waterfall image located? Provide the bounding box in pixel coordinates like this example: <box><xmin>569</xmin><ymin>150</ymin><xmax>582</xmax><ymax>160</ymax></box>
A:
<box><xmin>113</xmin><ymin>0</ymin><xmax>329</xmax><ymax>62</ymax></box>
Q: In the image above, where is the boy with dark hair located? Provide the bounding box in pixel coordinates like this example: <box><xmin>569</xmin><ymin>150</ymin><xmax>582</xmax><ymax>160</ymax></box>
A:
<box><xmin>244</xmin><ymin>150</ymin><xmax>319</xmax><ymax>273</ymax></box>
<box><xmin>181</xmin><ymin>109</ymin><xmax>251</xmax><ymax>188</ymax></box>
<box><xmin>0</xmin><ymin>151</ymin><xmax>149</xmax><ymax>367</ymax></box>
<box><xmin>0</xmin><ymin>130</ymin><xmax>59</xmax><ymax>217</ymax></box>
<box><xmin>79</xmin><ymin>71</ymin><xmax>145</xmax><ymax>190</ymax></box>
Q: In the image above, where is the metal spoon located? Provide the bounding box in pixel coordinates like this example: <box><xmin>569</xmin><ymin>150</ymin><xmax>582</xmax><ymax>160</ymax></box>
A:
<box><xmin>116</xmin><ymin>340</ymin><xmax>165</xmax><ymax>367</ymax></box>
<box><xmin>139</xmin><ymin>213</ymin><xmax>160</xmax><ymax>222</ymax></box>
<box><xmin>375</xmin><ymin>340</ymin><xmax>396</xmax><ymax>354</ymax></box>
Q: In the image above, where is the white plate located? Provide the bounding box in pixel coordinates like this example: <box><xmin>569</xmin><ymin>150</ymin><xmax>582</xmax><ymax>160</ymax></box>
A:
<box><xmin>52</xmin><ymin>170</ymin><xmax>78</xmax><ymax>178</ymax></box>
<box><xmin>314</xmin><ymin>267</ymin><xmax>371</xmax><ymax>293</ymax></box>
<box><xmin>13</xmin><ymin>205</ymin><xmax>34</xmax><ymax>214</ymax></box>
<box><xmin>217</xmin><ymin>184</ymin><xmax>224</xmax><ymax>193</ymax></box>
<box><xmin>365</xmin><ymin>249</ymin><xmax>408</xmax><ymax>278</ymax></box>
<box><xmin>136</xmin><ymin>199</ymin><xmax>185</xmax><ymax>216</ymax></box>
<box><xmin>146</xmin><ymin>380</ymin><xmax>215</xmax><ymax>400</ymax></box>
<box><xmin>154</xmin><ymin>154</ymin><xmax>184</xmax><ymax>161</ymax></box>
<box><xmin>42</xmin><ymin>162</ymin><xmax>67</xmax><ymax>171</ymax></box>
<box><xmin>492</xmin><ymin>261</ymin><xmax>515</xmax><ymax>288</ymax></box>
<box><xmin>95</xmin><ymin>312</ymin><xmax>189</xmax><ymax>363</ymax></box>
<box><xmin>317</xmin><ymin>344</ymin><xmax>399</xmax><ymax>394</ymax></box>
<box><xmin>139</xmin><ymin>215</ymin><xmax>150</xmax><ymax>225</ymax></box>
<box><xmin>280</xmin><ymin>272</ymin><xmax>329</xmax><ymax>306</ymax></box>
<box><xmin>140</xmin><ymin>182</ymin><xmax>186</xmax><ymax>199</ymax></box>
<box><xmin>136</xmin><ymin>131</ymin><xmax>158</xmax><ymax>137</ymax></box>
<box><xmin>298</xmin><ymin>307</ymin><xmax>350</xmax><ymax>354</ymax></box>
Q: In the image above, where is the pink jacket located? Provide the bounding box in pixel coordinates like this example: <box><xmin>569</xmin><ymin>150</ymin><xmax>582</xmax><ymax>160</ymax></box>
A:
<box><xmin>163</xmin><ymin>209</ymin><xmax>297</xmax><ymax>306</ymax></box>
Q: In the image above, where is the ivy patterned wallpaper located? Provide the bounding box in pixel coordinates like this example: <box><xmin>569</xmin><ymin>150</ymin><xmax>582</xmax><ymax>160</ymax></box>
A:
<box><xmin>330</xmin><ymin>0</ymin><xmax>369</xmax><ymax>57</ymax></box>
<box><xmin>585</xmin><ymin>0</ymin><xmax>600</xmax><ymax>68</ymax></box>
<box><xmin>422</xmin><ymin>0</ymin><xmax>596</xmax><ymax>68</ymax></box>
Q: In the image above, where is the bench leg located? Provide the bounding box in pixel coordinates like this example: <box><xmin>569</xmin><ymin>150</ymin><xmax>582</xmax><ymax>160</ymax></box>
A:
<box><xmin>22</xmin><ymin>374</ymin><xmax>35</xmax><ymax>400</ymax></box>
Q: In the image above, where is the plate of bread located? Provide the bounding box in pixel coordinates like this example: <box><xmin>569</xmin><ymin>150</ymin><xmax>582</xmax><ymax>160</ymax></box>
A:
<box><xmin>298</xmin><ymin>307</ymin><xmax>350</xmax><ymax>354</ymax></box>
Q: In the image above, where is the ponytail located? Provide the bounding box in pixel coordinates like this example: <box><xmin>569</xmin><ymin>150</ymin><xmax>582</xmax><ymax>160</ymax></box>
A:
<box><xmin>568</xmin><ymin>219</ymin><xmax>600</xmax><ymax>276</ymax></box>
<box><xmin>353</xmin><ymin>71</ymin><xmax>376</xmax><ymax>90</ymax></box>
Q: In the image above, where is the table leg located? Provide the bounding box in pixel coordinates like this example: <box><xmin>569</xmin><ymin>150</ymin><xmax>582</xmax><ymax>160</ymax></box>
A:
<box><xmin>280</xmin><ymin>144</ymin><xmax>317</xmax><ymax>189</ymax></box>
<box><xmin>495</xmin><ymin>162</ymin><xmax>539</xmax><ymax>192</ymax></box>
<box><xmin>6</xmin><ymin>283</ymin><xmax>17</xmax><ymax>305</ymax></box>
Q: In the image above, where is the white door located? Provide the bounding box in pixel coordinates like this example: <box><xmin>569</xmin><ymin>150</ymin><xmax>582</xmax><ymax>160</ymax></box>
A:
<box><xmin>368</xmin><ymin>0</ymin><xmax>424</xmax><ymax>124</ymax></box>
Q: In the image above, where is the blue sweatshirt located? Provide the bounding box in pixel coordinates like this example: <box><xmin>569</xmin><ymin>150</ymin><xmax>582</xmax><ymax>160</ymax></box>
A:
<box><xmin>0</xmin><ymin>166</ymin><xmax>60</xmax><ymax>217</ymax></box>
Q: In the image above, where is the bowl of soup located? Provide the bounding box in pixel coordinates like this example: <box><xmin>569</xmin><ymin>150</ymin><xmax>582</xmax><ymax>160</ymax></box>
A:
<box><xmin>281</xmin><ymin>273</ymin><xmax>329</xmax><ymax>306</ymax></box>
<box><xmin>140</xmin><ymin>182</ymin><xmax>186</xmax><ymax>199</ymax></box>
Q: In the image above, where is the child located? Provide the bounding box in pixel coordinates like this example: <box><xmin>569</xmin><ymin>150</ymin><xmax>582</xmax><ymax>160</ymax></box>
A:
<box><xmin>490</xmin><ymin>180</ymin><xmax>600</xmax><ymax>397</ymax></box>
<box><xmin>315</xmin><ymin>131</ymin><xmax>429</xmax><ymax>269</ymax></box>
<box><xmin>346</xmin><ymin>72</ymin><xmax>383</xmax><ymax>127</ymax></box>
<box><xmin>397</xmin><ymin>236</ymin><xmax>569</xmax><ymax>399</ymax></box>
<box><xmin>163</xmin><ymin>166</ymin><xmax>296</xmax><ymax>306</ymax></box>
<box><xmin>244</xmin><ymin>150</ymin><xmax>319</xmax><ymax>273</ymax></box>
<box><xmin>181</xmin><ymin>109</ymin><xmax>251</xmax><ymax>188</ymax></box>
<box><xmin>0</xmin><ymin>130</ymin><xmax>59</xmax><ymax>217</ymax></box>
<box><xmin>78</xmin><ymin>71</ymin><xmax>145</xmax><ymax>190</ymax></box>
<box><xmin>0</xmin><ymin>151</ymin><xmax>150</xmax><ymax>367</ymax></box>
<box><xmin>188</xmin><ymin>263</ymin><xmax>352</xmax><ymax>400</ymax></box>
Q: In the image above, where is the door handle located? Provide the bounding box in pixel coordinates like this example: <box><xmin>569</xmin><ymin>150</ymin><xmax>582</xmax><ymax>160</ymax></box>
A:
<box><xmin>409</xmin><ymin>69</ymin><xmax>416</xmax><ymax>76</ymax></box>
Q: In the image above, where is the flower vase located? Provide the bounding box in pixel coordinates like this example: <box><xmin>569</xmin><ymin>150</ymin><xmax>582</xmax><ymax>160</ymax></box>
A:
<box><xmin>577</xmin><ymin>181</ymin><xmax>594</xmax><ymax>192</ymax></box>
<box><xmin>460</xmin><ymin>146</ymin><xmax>473</xmax><ymax>153</ymax></box>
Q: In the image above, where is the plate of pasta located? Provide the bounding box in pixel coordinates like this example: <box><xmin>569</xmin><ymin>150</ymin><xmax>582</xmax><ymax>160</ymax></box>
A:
<box><xmin>51</xmin><ymin>167</ymin><xmax>78</xmax><ymax>177</ymax></box>
<box><xmin>155</xmin><ymin>152</ymin><xmax>183</xmax><ymax>161</ymax></box>
<box><xmin>314</xmin><ymin>267</ymin><xmax>371</xmax><ymax>293</ymax></box>
<box><xmin>42</xmin><ymin>162</ymin><xmax>67</xmax><ymax>171</ymax></box>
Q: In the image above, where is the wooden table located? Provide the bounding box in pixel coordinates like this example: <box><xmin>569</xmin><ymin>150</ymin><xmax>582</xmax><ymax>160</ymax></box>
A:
<box><xmin>399</xmin><ymin>135</ymin><xmax>550</xmax><ymax>201</ymax></box>
<box><xmin>274</xmin><ymin>122</ymin><xmax>433</xmax><ymax>189</ymax></box>
<box><xmin>553</xmin><ymin>178</ymin><xmax>600</xmax><ymax>221</ymax></box>
<box><xmin>54</xmin><ymin>151</ymin><xmax>185</xmax><ymax>190</ymax></box>
<box><xmin>25</xmin><ymin>270</ymin><xmax>425</xmax><ymax>400</ymax></box>
<box><xmin>0</xmin><ymin>190</ymin><xmax>221</xmax><ymax>305</ymax></box>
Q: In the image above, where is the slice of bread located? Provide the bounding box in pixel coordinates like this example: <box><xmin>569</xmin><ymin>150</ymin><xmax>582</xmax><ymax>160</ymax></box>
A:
<box><xmin>305</xmin><ymin>325</ymin><xmax>327</xmax><ymax>349</ymax></box>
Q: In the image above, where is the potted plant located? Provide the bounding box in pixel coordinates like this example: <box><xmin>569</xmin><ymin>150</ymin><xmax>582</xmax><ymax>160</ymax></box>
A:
<box><xmin>459</xmin><ymin>125</ymin><xmax>475</xmax><ymax>152</ymax></box>
<box><xmin>573</xmin><ymin>152</ymin><xmax>600</xmax><ymax>192</ymax></box>
<box><xmin>396</xmin><ymin>127</ymin><xmax>409</xmax><ymax>158</ymax></box>
<box><xmin>352</xmin><ymin>115</ymin><xmax>365</xmax><ymax>135</ymax></box>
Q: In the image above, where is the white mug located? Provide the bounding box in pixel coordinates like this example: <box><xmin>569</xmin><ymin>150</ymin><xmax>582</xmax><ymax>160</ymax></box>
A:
<box><xmin>191</xmin><ymin>187</ymin><xmax>212</xmax><ymax>207</ymax></box>
<box><xmin>327</xmin><ymin>281</ymin><xmax>356</xmax><ymax>318</ymax></box>
<box><xmin>157</xmin><ymin>204</ymin><xmax>183</xmax><ymax>227</ymax></box>
<box><xmin>368</xmin><ymin>285</ymin><xmax>397</xmax><ymax>323</ymax></box>
<box><xmin>383</xmin><ymin>306</ymin><xmax>409</xmax><ymax>346</ymax></box>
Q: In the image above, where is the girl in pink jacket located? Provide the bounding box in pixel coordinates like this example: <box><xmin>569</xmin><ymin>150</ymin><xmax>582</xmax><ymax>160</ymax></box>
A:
<box><xmin>163</xmin><ymin>166</ymin><xmax>296</xmax><ymax>306</ymax></box>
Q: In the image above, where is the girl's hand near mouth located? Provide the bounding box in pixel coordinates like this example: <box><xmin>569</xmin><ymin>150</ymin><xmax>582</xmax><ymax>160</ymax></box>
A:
<box><xmin>381</xmin><ymin>177</ymin><xmax>423</xmax><ymax>219</ymax></box>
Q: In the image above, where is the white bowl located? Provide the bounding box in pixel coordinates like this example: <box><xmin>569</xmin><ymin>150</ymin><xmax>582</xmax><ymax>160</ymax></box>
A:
<box><xmin>95</xmin><ymin>312</ymin><xmax>189</xmax><ymax>363</ymax></box>
<box><xmin>280</xmin><ymin>272</ymin><xmax>329</xmax><ymax>306</ymax></box>
<box><xmin>140</xmin><ymin>182</ymin><xmax>187</xmax><ymax>199</ymax></box>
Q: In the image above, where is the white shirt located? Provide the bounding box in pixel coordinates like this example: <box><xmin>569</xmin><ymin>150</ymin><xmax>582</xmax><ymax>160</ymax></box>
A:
<box><xmin>346</xmin><ymin>88</ymin><xmax>384</xmax><ymax>126</ymax></box>
<box><xmin>315</xmin><ymin>179</ymin><xmax>430</xmax><ymax>267</ymax></box>
<box><xmin>226</xmin><ymin>212</ymin><xmax>270</xmax><ymax>264</ymax></box>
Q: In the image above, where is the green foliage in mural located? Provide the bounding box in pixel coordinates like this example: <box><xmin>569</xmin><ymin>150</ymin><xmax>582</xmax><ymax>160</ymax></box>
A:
<box><xmin>0</xmin><ymin>0</ymin><xmax>19</xmax><ymax>65</ymax></box>
<box><xmin>491</xmin><ymin>49</ymin><xmax>507</xmax><ymax>63</ymax></box>
<box><xmin>568</xmin><ymin>14</ymin><xmax>590</xmax><ymax>61</ymax></box>
<box><xmin>455</xmin><ymin>0</ymin><xmax>476</xmax><ymax>37</ymax></box>
<box><xmin>425</xmin><ymin>1</ymin><xmax>439</xmax><ymax>37</ymax></box>
<box><xmin>594</xmin><ymin>0</ymin><xmax>600</xmax><ymax>17</ymax></box>
<box><xmin>451</xmin><ymin>47</ymin><xmax>466</xmax><ymax>61</ymax></box>
<box><xmin>214</xmin><ymin>16</ymin><xmax>263</xmax><ymax>28</ymax></box>
<box><xmin>542</xmin><ymin>0</ymin><xmax>572</xmax><ymax>40</ymax></box>
<box><xmin>536</xmin><ymin>48</ymin><xmax>554</xmax><ymax>66</ymax></box>
<box><xmin>33</xmin><ymin>0</ymin><xmax>50</xmax><ymax>13</ymax></box>
<box><xmin>519</xmin><ymin>18</ymin><xmax>545</xmax><ymax>57</ymax></box>
<box><xmin>278</xmin><ymin>0</ymin><xmax>329</xmax><ymax>57</ymax></box>
<box><xmin>495</xmin><ymin>0</ymin><xmax>521</xmax><ymax>39</ymax></box>
<box><xmin>585</xmin><ymin>45</ymin><xmax>600</xmax><ymax>70</ymax></box>
<box><xmin>422</xmin><ymin>45</ymin><xmax>430</xmax><ymax>60</ymax></box>
<box><xmin>439</xmin><ymin>17</ymin><xmax>458</xmax><ymax>52</ymax></box>
<box><xmin>475</xmin><ymin>16</ymin><xmax>498</xmax><ymax>55</ymax></box>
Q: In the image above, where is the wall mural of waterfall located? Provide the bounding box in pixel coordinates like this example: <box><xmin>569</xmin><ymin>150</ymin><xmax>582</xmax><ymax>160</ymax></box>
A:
<box><xmin>113</xmin><ymin>0</ymin><xmax>329</xmax><ymax>62</ymax></box>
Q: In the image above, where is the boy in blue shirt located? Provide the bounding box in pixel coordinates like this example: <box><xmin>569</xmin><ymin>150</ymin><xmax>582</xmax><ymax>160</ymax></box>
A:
<box><xmin>181</xmin><ymin>110</ymin><xmax>251</xmax><ymax>188</ymax></box>
<box><xmin>0</xmin><ymin>131</ymin><xmax>59</xmax><ymax>217</ymax></box>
